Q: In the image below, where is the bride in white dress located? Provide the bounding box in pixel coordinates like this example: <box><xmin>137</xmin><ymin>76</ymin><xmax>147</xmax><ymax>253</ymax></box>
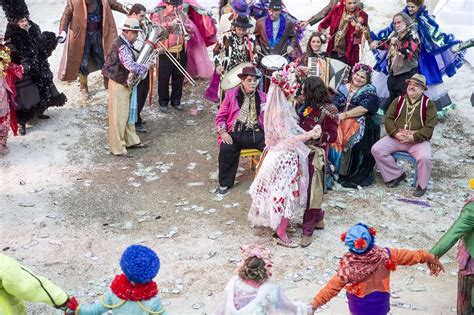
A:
<box><xmin>248</xmin><ymin>64</ymin><xmax>321</xmax><ymax>248</ymax></box>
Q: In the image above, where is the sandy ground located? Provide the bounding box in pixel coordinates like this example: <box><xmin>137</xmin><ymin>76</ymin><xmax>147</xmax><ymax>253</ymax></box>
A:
<box><xmin>1</xmin><ymin>0</ymin><xmax>474</xmax><ymax>314</ymax></box>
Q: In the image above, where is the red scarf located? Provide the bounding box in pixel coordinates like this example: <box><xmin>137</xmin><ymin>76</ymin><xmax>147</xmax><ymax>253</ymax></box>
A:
<box><xmin>337</xmin><ymin>246</ymin><xmax>391</xmax><ymax>283</ymax></box>
<box><xmin>110</xmin><ymin>274</ymin><xmax>158</xmax><ymax>301</ymax></box>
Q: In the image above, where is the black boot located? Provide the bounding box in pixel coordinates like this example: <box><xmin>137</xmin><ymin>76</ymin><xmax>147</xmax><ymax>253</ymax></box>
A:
<box><xmin>19</xmin><ymin>124</ymin><xmax>26</xmax><ymax>136</ymax></box>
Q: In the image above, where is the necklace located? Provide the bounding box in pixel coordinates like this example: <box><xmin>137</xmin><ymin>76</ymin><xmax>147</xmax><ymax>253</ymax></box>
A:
<box><xmin>344</xmin><ymin>84</ymin><xmax>360</xmax><ymax>112</ymax></box>
<box><xmin>404</xmin><ymin>98</ymin><xmax>420</xmax><ymax>130</ymax></box>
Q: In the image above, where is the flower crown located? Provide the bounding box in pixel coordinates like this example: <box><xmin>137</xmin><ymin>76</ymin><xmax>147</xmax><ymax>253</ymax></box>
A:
<box><xmin>352</xmin><ymin>63</ymin><xmax>373</xmax><ymax>76</ymax></box>
<box><xmin>270</xmin><ymin>62</ymin><xmax>300</xmax><ymax>99</ymax></box>
<box><xmin>237</xmin><ymin>244</ymin><xmax>273</xmax><ymax>277</ymax></box>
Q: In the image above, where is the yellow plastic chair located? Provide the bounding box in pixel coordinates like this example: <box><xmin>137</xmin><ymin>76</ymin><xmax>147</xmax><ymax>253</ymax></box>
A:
<box><xmin>240</xmin><ymin>149</ymin><xmax>262</xmax><ymax>171</ymax></box>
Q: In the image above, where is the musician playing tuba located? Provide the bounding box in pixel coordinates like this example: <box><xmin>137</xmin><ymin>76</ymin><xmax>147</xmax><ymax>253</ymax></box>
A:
<box><xmin>127</xmin><ymin>4</ymin><xmax>161</xmax><ymax>133</ymax></box>
<box><xmin>150</xmin><ymin>0</ymin><xmax>194</xmax><ymax>113</ymax></box>
<box><xmin>103</xmin><ymin>18</ymin><xmax>150</xmax><ymax>157</ymax></box>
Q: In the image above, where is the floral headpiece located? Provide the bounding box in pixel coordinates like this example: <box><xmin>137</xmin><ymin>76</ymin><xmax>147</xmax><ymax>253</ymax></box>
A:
<box><xmin>352</xmin><ymin>63</ymin><xmax>373</xmax><ymax>76</ymax></box>
<box><xmin>237</xmin><ymin>244</ymin><xmax>273</xmax><ymax>277</ymax></box>
<box><xmin>0</xmin><ymin>45</ymin><xmax>12</xmax><ymax>76</ymax></box>
<box><xmin>270</xmin><ymin>62</ymin><xmax>300</xmax><ymax>100</ymax></box>
<box><xmin>340</xmin><ymin>223</ymin><xmax>377</xmax><ymax>254</ymax></box>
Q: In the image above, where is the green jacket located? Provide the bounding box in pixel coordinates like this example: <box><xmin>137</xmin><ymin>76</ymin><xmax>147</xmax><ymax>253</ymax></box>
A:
<box><xmin>430</xmin><ymin>200</ymin><xmax>474</xmax><ymax>259</ymax></box>
<box><xmin>0</xmin><ymin>254</ymin><xmax>68</xmax><ymax>315</ymax></box>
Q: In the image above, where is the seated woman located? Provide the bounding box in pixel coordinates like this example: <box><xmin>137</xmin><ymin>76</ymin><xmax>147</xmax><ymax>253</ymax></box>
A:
<box><xmin>215</xmin><ymin>66</ymin><xmax>266</xmax><ymax>195</ymax></box>
<box><xmin>213</xmin><ymin>244</ymin><xmax>312</xmax><ymax>314</ymax></box>
<box><xmin>328</xmin><ymin>63</ymin><xmax>380</xmax><ymax>189</ymax></box>
<box><xmin>296</xmin><ymin>31</ymin><xmax>327</xmax><ymax>81</ymax></box>
<box><xmin>248</xmin><ymin>63</ymin><xmax>321</xmax><ymax>248</ymax></box>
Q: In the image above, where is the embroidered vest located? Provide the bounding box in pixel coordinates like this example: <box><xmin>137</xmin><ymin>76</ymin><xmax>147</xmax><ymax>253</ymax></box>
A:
<box><xmin>102</xmin><ymin>37</ymin><xmax>129</xmax><ymax>87</ymax></box>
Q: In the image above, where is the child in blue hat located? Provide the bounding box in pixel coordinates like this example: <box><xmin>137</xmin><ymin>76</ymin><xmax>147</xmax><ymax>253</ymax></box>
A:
<box><xmin>309</xmin><ymin>223</ymin><xmax>445</xmax><ymax>315</ymax></box>
<box><xmin>67</xmin><ymin>245</ymin><xmax>168</xmax><ymax>315</ymax></box>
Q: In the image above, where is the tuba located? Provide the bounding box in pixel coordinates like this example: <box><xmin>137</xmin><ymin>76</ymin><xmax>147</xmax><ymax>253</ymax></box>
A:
<box><xmin>127</xmin><ymin>23</ymin><xmax>167</xmax><ymax>88</ymax></box>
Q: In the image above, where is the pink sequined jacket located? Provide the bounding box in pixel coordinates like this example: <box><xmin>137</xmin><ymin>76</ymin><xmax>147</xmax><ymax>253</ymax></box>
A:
<box><xmin>215</xmin><ymin>87</ymin><xmax>266</xmax><ymax>144</ymax></box>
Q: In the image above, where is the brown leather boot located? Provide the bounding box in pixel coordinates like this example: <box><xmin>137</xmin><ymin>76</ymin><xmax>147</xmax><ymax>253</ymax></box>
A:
<box><xmin>79</xmin><ymin>74</ymin><xmax>89</xmax><ymax>99</ymax></box>
<box><xmin>315</xmin><ymin>219</ymin><xmax>325</xmax><ymax>230</ymax></box>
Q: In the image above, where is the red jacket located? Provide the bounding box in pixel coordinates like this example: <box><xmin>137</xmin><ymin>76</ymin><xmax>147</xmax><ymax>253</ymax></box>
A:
<box><xmin>318</xmin><ymin>3</ymin><xmax>368</xmax><ymax>66</ymax></box>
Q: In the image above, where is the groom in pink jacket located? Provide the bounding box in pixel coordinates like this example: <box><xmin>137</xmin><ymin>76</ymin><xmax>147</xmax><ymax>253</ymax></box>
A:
<box><xmin>215</xmin><ymin>66</ymin><xmax>266</xmax><ymax>195</ymax></box>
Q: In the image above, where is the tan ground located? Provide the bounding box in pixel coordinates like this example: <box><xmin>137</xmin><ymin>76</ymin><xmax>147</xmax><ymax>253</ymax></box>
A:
<box><xmin>1</xmin><ymin>0</ymin><xmax>473</xmax><ymax>314</ymax></box>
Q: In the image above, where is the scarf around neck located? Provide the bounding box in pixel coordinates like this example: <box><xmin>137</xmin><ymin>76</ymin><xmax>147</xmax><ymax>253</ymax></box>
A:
<box><xmin>234</xmin><ymin>87</ymin><xmax>258</xmax><ymax>131</ymax></box>
<box><xmin>110</xmin><ymin>274</ymin><xmax>158</xmax><ymax>301</ymax></box>
<box><xmin>337</xmin><ymin>246</ymin><xmax>390</xmax><ymax>283</ymax></box>
<box><xmin>265</xmin><ymin>14</ymin><xmax>286</xmax><ymax>49</ymax></box>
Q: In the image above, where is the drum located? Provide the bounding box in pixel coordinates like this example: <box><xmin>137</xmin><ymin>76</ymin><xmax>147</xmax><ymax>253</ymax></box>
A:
<box><xmin>220</xmin><ymin>62</ymin><xmax>253</xmax><ymax>91</ymax></box>
<box><xmin>325</xmin><ymin>58</ymin><xmax>351</xmax><ymax>90</ymax></box>
<box><xmin>261</xmin><ymin>54</ymin><xmax>288</xmax><ymax>78</ymax></box>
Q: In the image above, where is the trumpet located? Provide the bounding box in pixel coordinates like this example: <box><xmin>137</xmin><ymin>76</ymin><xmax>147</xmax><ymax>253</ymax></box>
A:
<box><xmin>175</xmin><ymin>11</ymin><xmax>191</xmax><ymax>41</ymax></box>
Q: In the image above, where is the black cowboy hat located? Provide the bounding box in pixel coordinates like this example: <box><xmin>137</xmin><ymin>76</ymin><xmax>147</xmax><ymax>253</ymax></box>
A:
<box><xmin>163</xmin><ymin>0</ymin><xmax>183</xmax><ymax>6</ymax></box>
<box><xmin>232</xmin><ymin>15</ymin><xmax>253</xmax><ymax>29</ymax></box>
<box><xmin>238</xmin><ymin>66</ymin><xmax>261</xmax><ymax>79</ymax></box>
<box><xmin>268</xmin><ymin>0</ymin><xmax>283</xmax><ymax>10</ymax></box>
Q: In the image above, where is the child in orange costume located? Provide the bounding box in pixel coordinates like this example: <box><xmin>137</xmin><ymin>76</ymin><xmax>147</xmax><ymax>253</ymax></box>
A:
<box><xmin>310</xmin><ymin>222</ymin><xmax>445</xmax><ymax>315</ymax></box>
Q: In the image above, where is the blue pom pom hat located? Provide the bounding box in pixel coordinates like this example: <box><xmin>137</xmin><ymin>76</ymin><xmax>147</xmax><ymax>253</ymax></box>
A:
<box><xmin>120</xmin><ymin>245</ymin><xmax>160</xmax><ymax>284</ymax></box>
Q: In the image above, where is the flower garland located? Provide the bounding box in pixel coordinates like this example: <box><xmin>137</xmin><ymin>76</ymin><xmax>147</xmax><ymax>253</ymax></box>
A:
<box><xmin>265</xmin><ymin>13</ymin><xmax>286</xmax><ymax>49</ymax></box>
<box><xmin>270</xmin><ymin>62</ymin><xmax>300</xmax><ymax>99</ymax></box>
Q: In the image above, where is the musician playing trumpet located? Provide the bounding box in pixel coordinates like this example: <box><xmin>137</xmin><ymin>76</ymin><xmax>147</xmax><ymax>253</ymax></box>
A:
<box><xmin>103</xmin><ymin>18</ymin><xmax>149</xmax><ymax>157</ymax></box>
<box><xmin>318</xmin><ymin>0</ymin><xmax>368</xmax><ymax>67</ymax></box>
<box><xmin>151</xmin><ymin>0</ymin><xmax>194</xmax><ymax>113</ymax></box>
<box><xmin>370</xmin><ymin>12</ymin><xmax>420</xmax><ymax>108</ymax></box>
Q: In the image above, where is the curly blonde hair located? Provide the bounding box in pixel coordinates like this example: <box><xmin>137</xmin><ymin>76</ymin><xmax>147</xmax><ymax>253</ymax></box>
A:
<box><xmin>238</xmin><ymin>257</ymin><xmax>268</xmax><ymax>284</ymax></box>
